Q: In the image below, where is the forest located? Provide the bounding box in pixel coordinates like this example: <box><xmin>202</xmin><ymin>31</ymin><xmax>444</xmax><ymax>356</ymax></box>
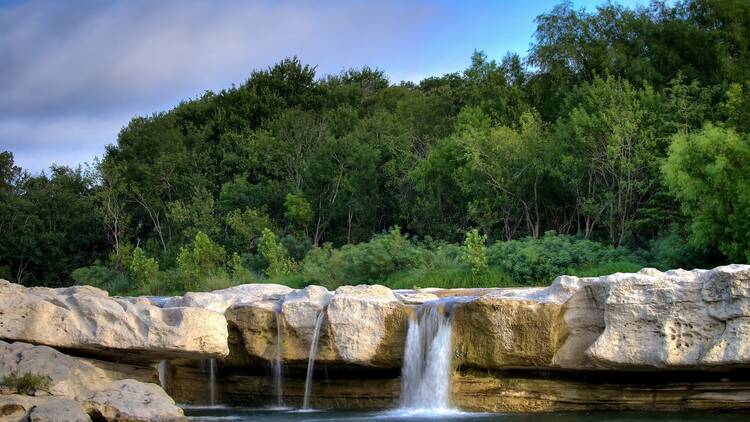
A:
<box><xmin>2</xmin><ymin>0</ymin><xmax>749</xmax><ymax>295</ymax></box>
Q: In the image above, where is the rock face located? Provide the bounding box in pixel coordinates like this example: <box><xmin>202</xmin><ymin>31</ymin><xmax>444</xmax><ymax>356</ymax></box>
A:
<box><xmin>326</xmin><ymin>285</ymin><xmax>406</xmax><ymax>366</ymax></box>
<box><xmin>226</xmin><ymin>284</ymin><xmax>407</xmax><ymax>368</ymax></box>
<box><xmin>0</xmin><ymin>280</ymin><xmax>228</xmax><ymax>361</ymax></box>
<box><xmin>588</xmin><ymin>265</ymin><xmax>750</xmax><ymax>369</ymax></box>
<box><xmin>0</xmin><ymin>340</ymin><xmax>185</xmax><ymax>421</ymax></box>
<box><xmin>0</xmin><ymin>395</ymin><xmax>90</xmax><ymax>422</ymax></box>
<box><xmin>217</xmin><ymin>265</ymin><xmax>750</xmax><ymax>374</ymax></box>
<box><xmin>162</xmin><ymin>283</ymin><xmax>293</xmax><ymax>313</ymax></box>
<box><xmin>6</xmin><ymin>264</ymin><xmax>750</xmax><ymax>414</ymax></box>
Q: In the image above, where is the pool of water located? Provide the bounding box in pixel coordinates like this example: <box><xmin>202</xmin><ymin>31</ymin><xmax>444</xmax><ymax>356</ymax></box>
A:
<box><xmin>183</xmin><ymin>406</ymin><xmax>750</xmax><ymax>421</ymax></box>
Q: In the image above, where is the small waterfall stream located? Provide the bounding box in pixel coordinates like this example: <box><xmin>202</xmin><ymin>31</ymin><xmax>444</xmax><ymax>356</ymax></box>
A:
<box><xmin>157</xmin><ymin>360</ymin><xmax>168</xmax><ymax>393</ymax></box>
<box><xmin>208</xmin><ymin>358</ymin><xmax>217</xmax><ymax>406</ymax></box>
<box><xmin>273</xmin><ymin>309</ymin><xmax>284</xmax><ymax>407</ymax></box>
<box><xmin>302</xmin><ymin>310</ymin><xmax>325</xmax><ymax>410</ymax></box>
<box><xmin>399</xmin><ymin>301</ymin><xmax>455</xmax><ymax>412</ymax></box>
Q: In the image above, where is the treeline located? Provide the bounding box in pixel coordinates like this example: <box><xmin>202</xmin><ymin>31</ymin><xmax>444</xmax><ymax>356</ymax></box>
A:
<box><xmin>2</xmin><ymin>0</ymin><xmax>750</xmax><ymax>292</ymax></box>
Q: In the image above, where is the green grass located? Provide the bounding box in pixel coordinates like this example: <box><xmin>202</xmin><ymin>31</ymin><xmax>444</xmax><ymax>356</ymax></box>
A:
<box><xmin>382</xmin><ymin>265</ymin><xmax>520</xmax><ymax>290</ymax></box>
<box><xmin>2</xmin><ymin>372</ymin><xmax>50</xmax><ymax>395</ymax></box>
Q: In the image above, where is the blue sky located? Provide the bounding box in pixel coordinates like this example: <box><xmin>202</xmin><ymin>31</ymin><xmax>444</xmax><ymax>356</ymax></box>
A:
<box><xmin>1</xmin><ymin>0</ymin><xmax>650</xmax><ymax>173</ymax></box>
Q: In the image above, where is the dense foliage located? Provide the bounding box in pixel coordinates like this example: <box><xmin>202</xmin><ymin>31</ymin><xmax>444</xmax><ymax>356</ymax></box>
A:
<box><xmin>2</xmin><ymin>0</ymin><xmax>749</xmax><ymax>293</ymax></box>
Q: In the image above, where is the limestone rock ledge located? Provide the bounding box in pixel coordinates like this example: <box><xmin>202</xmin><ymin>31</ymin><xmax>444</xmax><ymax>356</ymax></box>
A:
<box><xmin>225</xmin><ymin>284</ymin><xmax>406</xmax><ymax>368</ymax></box>
<box><xmin>0</xmin><ymin>280</ymin><xmax>228</xmax><ymax>361</ymax></box>
<box><xmin>0</xmin><ymin>340</ymin><xmax>185</xmax><ymax>421</ymax></box>
<box><xmin>179</xmin><ymin>264</ymin><xmax>750</xmax><ymax>374</ymax></box>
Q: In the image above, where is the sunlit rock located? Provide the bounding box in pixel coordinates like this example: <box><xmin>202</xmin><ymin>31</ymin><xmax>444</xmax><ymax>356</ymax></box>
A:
<box><xmin>0</xmin><ymin>280</ymin><xmax>228</xmax><ymax>361</ymax></box>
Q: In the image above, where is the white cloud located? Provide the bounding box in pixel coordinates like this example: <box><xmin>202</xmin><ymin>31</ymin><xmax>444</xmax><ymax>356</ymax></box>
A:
<box><xmin>0</xmin><ymin>114</ymin><xmax>127</xmax><ymax>171</ymax></box>
<box><xmin>0</xmin><ymin>0</ymin><xmax>431</xmax><ymax>115</ymax></box>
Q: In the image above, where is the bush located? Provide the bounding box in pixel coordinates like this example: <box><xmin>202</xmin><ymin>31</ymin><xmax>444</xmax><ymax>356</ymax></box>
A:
<box><xmin>259</xmin><ymin>229</ymin><xmax>298</xmax><ymax>278</ymax></box>
<box><xmin>129</xmin><ymin>247</ymin><xmax>159</xmax><ymax>289</ymax></box>
<box><xmin>71</xmin><ymin>263</ymin><xmax>131</xmax><ymax>295</ymax></box>
<box><xmin>487</xmin><ymin>232</ymin><xmax>645</xmax><ymax>285</ymax></box>
<box><xmin>2</xmin><ymin>372</ymin><xmax>50</xmax><ymax>395</ymax></box>
<box><xmin>385</xmin><ymin>266</ymin><xmax>513</xmax><ymax>290</ymax></box>
<box><xmin>176</xmin><ymin>231</ymin><xmax>227</xmax><ymax>291</ymax></box>
<box><xmin>462</xmin><ymin>229</ymin><xmax>488</xmax><ymax>275</ymax></box>
<box><xmin>228</xmin><ymin>252</ymin><xmax>256</xmax><ymax>284</ymax></box>
<box><xmin>567</xmin><ymin>260</ymin><xmax>646</xmax><ymax>278</ymax></box>
<box><xmin>301</xmin><ymin>226</ymin><xmax>430</xmax><ymax>289</ymax></box>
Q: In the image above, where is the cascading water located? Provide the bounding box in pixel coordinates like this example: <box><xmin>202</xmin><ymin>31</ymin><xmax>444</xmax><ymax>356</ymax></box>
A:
<box><xmin>208</xmin><ymin>358</ymin><xmax>217</xmax><ymax>406</ymax></box>
<box><xmin>399</xmin><ymin>301</ymin><xmax>455</xmax><ymax>412</ymax></box>
<box><xmin>273</xmin><ymin>309</ymin><xmax>284</xmax><ymax>407</ymax></box>
<box><xmin>302</xmin><ymin>310</ymin><xmax>325</xmax><ymax>410</ymax></box>
<box><xmin>157</xmin><ymin>360</ymin><xmax>168</xmax><ymax>393</ymax></box>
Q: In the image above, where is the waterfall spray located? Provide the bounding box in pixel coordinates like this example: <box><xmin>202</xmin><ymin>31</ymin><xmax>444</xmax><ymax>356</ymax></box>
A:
<box><xmin>157</xmin><ymin>360</ymin><xmax>168</xmax><ymax>393</ymax></box>
<box><xmin>273</xmin><ymin>309</ymin><xmax>284</xmax><ymax>407</ymax></box>
<box><xmin>208</xmin><ymin>358</ymin><xmax>217</xmax><ymax>406</ymax></box>
<box><xmin>302</xmin><ymin>310</ymin><xmax>325</xmax><ymax>410</ymax></box>
<box><xmin>400</xmin><ymin>301</ymin><xmax>455</xmax><ymax>411</ymax></box>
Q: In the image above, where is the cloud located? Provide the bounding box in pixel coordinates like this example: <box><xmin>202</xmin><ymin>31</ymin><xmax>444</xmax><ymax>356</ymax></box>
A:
<box><xmin>0</xmin><ymin>0</ymin><xmax>439</xmax><ymax>172</ymax></box>
<box><xmin>0</xmin><ymin>113</ymin><xmax>127</xmax><ymax>171</ymax></box>
<box><xmin>0</xmin><ymin>0</ymin><xmax>432</xmax><ymax>117</ymax></box>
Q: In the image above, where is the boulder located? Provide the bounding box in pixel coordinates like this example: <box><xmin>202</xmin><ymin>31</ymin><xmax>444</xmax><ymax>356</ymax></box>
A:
<box><xmin>82</xmin><ymin>380</ymin><xmax>184</xmax><ymax>422</ymax></box>
<box><xmin>325</xmin><ymin>285</ymin><xmax>407</xmax><ymax>367</ymax></box>
<box><xmin>0</xmin><ymin>341</ymin><xmax>185</xmax><ymax>421</ymax></box>
<box><xmin>0</xmin><ymin>280</ymin><xmax>228</xmax><ymax>361</ymax></box>
<box><xmin>587</xmin><ymin>265</ymin><xmax>750</xmax><ymax>369</ymax></box>
<box><xmin>225</xmin><ymin>300</ymin><xmax>280</xmax><ymax>363</ymax></box>
<box><xmin>227</xmin><ymin>284</ymin><xmax>408</xmax><ymax>367</ymax></box>
<box><xmin>0</xmin><ymin>395</ymin><xmax>90</xmax><ymax>422</ymax></box>
<box><xmin>452</xmin><ymin>294</ymin><xmax>568</xmax><ymax>369</ymax></box>
<box><xmin>162</xmin><ymin>283</ymin><xmax>292</xmax><ymax>313</ymax></box>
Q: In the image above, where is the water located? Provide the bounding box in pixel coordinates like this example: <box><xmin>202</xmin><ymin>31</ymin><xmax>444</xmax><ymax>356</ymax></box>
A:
<box><xmin>209</xmin><ymin>358</ymin><xmax>217</xmax><ymax>406</ymax></box>
<box><xmin>182</xmin><ymin>406</ymin><xmax>750</xmax><ymax>421</ymax></box>
<box><xmin>158</xmin><ymin>360</ymin><xmax>168</xmax><ymax>393</ymax></box>
<box><xmin>274</xmin><ymin>309</ymin><xmax>284</xmax><ymax>407</ymax></box>
<box><xmin>400</xmin><ymin>301</ymin><xmax>455</xmax><ymax>411</ymax></box>
<box><xmin>302</xmin><ymin>310</ymin><xmax>325</xmax><ymax>410</ymax></box>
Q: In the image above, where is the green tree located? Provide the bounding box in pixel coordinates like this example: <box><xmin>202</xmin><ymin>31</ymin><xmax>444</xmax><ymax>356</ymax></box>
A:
<box><xmin>459</xmin><ymin>108</ymin><xmax>559</xmax><ymax>239</ymax></box>
<box><xmin>176</xmin><ymin>231</ymin><xmax>227</xmax><ymax>290</ymax></box>
<box><xmin>129</xmin><ymin>247</ymin><xmax>159</xmax><ymax>291</ymax></box>
<box><xmin>662</xmin><ymin>124</ymin><xmax>750</xmax><ymax>262</ymax></box>
<box><xmin>556</xmin><ymin>76</ymin><xmax>661</xmax><ymax>245</ymax></box>
<box><xmin>258</xmin><ymin>228</ymin><xmax>297</xmax><ymax>277</ymax></box>
<box><xmin>284</xmin><ymin>192</ymin><xmax>313</xmax><ymax>235</ymax></box>
<box><xmin>462</xmin><ymin>229</ymin><xmax>488</xmax><ymax>275</ymax></box>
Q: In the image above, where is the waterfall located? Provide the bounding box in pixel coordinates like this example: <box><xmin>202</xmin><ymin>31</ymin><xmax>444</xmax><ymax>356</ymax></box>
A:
<box><xmin>208</xmin><ymin>358</ymin><xmax>217</xmax><ymax>406</ymax></box>
<box><xmin>157</xmin><ymin>360</ymin><xmax>168</xmax><ymax>393</ymax></box>
<box><xmin>273</xmin><ymin>309</ymin><xmax>284</xmax><ymax>407</ymax></box>
<box><xmin>399</xmin><ymin>301</ymin><xmax>455</xmax><ymax>412</ymax></box>
<box><xmin>302</xmin><ymin>310</ymin><xmax>325</xmax><ymax>410</ymax></box>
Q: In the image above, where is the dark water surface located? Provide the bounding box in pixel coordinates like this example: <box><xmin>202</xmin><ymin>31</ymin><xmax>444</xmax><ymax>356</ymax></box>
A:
<box><xmin>183</xmin><ymin>406</ymin><xmax>750</xmax><ymax>422</ymax></box>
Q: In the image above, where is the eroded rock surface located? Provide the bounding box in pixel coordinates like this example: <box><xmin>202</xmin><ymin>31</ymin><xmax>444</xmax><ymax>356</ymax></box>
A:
<box><xmin>0</xmin><ymin>280</ymin><xmax>228</xmax><ymax>361</ymax></box>
<box><xmin>162</xmin><ymin>283</ymin><xmax>292</xmax><ymax>313</ymax></box>
<box><xmin>588</xmin><ymin>265</ymin><xmax>750</xmax><ymax>369</ymax></box>
<box><xmin>0</xmin><ymin>341</ymin><xmax>185</xmax><ymax>421</ymax></box>
<box><xmin>217</xmin><ymin>265</ymin><xmax>750</xmax><ymax>373</ymax></box>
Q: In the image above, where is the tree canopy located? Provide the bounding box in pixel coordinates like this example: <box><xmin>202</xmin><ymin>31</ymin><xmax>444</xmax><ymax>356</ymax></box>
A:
<box><xmin>2</xmin><ymin>0</ymin><xmax>750</xmax><ymax>290</ymax></box>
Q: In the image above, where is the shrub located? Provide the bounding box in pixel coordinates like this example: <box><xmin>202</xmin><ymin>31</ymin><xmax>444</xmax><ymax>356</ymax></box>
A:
<box><xmin>71</xmin><ymin>263</ymin><xmax>130</xmax><ymax>295</ymax></box>
<box><xmin>2</xmin><ymin>372</ymin><xmax>50</xmax><ymax>395</ymax></box>
<box><xmin>487</xmin><ymin>232</ymin><xmax>645</xmax><ymax>285</ymax></box>
<box><xmin>259</xmin><ymin>228</ymin><xmax>298</xmax><ymax>278</ymax></box>
<box><xmin>129</xmin><ymin>247</ymin><xmax>159</xmax><ymax>290</ymax></box>
<box><xmin>462</xmin><ymin>229</ymin><xmax>488</xmax><ymax>275</ymax></box>
<box><xmin>301</xmin><ymin>226</ymin><xmax>431</xmax><ymax>289</ymax></box>
<box><xmin>385</xmin><ymin>266</ymin><xmax>513</xmax><ymax>290</ymax></box>
<box><xmin>229</xmin><ymin>252</ymin><xmax>255</xmax><ymax>284</ymax></box>
<box><xmin>176</xmin><ymin>231</ymin><xmax>227</xmax><ymax>290</ymax></box>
